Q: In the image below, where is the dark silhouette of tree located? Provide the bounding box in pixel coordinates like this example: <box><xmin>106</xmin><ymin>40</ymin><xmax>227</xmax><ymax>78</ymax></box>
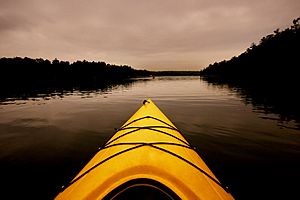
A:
<box><xmin>200</xmin><ymin>17</ymin><xmax>300</xmax><ymax>127</ymax></box>
<box><xmin>200</xmin><ymin>17</ymin><xmax>300</xmax><ymax>82</ymax></box>
<box><xmin>0</xmin><ymin>57</ymin><xmax>151</xmax><ymax>100</ymax></box>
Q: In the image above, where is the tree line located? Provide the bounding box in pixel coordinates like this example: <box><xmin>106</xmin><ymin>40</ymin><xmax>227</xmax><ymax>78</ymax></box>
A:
<box><xmin>199</xmin><ymin>17</ymin><xmax>300</xmax><ymax>126</ymax></box>
<box><xmin>0</xmin><ymin>57</ymin><xmax>152</xmax><ymax>100</ymax></box>
<box><xmin>0</xmin><ymin>57</ymin><xmax>151</xmax><ymax>89</ymax></box>
<box><xmin>200</xmin><ymin>17</ymin><xmax>300</xmax><ymax>85</ymax></box>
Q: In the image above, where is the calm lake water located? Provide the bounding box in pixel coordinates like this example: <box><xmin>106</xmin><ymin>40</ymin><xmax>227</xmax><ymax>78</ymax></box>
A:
<box><xmin>0</xmin><ymin>76</ymin><xmax>299</xmax><ymax>199</ymax></box>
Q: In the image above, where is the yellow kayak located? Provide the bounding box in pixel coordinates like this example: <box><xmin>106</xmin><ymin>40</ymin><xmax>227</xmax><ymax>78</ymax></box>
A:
<box><xmin>55</xmin><ymin>99</ymin><xmax>234</xmax><ymax>199</ymax></box>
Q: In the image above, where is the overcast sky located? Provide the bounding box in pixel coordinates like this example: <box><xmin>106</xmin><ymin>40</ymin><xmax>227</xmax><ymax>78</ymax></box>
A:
<box><xmin>0</xmin><ymin>0</ymin><xmax>299</xmax><ymax>70</ymax></box>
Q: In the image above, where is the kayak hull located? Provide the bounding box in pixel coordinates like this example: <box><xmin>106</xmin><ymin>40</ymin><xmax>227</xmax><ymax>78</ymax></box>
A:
<box><xmin>55</xmin><ymin>99</ymin><xmax>234</xmax><ymax>199</ymax></box>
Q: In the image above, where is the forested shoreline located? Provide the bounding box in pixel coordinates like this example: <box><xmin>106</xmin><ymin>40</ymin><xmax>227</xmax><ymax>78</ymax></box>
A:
<box><xmin>0</xmin><ymin>57</ymin><xmax>150</xmax><ymax>98</ymax></box>
<box><xmin>0</xmin><ymin>57</ymin><xmax>150</xmax><ymax>88</ymax></box>
<box><xmin>200</xmin><ymin>18</ymin><xmax>300</xmax><ymax>127</ymax></box>
<box><xmin>200</xmin><ymin>18</ymin><xmax>300</xmax><ymax>84</ymax></box>
<box><xmin>0</xmin><ymin>57</ymin><xmax>201</xmax><ymax>100</ymax></box>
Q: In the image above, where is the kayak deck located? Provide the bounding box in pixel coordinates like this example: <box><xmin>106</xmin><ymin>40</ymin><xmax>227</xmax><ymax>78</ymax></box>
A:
<box><xmin>55</xmin><ymin>99</ymin><xmax>234</xmax><ymax>199</ymax></box>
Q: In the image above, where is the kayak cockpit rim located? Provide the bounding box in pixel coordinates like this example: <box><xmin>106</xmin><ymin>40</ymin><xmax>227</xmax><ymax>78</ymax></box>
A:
<box><xmin>103</xmin><ymin>178</ymin><xmax>180</xmax><ymax>200</ymax></box>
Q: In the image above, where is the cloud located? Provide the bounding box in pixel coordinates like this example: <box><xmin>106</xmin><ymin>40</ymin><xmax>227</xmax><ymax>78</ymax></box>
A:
<box><xmin>0</xmin><ymin>0</ymin><xmax>299</xmax><ymax>70</ymax></box>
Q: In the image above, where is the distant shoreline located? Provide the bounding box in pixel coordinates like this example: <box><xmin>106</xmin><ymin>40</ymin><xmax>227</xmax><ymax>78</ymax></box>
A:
<box><xmin>198</xmin><ymin>18</ymin><xmax>300</xmax><ymax>126</ymax></box>
<box><xmin>0</xmin><ymin>57</ymin><xmax>200</xmax><ymax>100</ymax></box>
<box><xmin>149</xmin><ymin>71</ymin><xmax>200</xmax><ymax>76</ymax></box>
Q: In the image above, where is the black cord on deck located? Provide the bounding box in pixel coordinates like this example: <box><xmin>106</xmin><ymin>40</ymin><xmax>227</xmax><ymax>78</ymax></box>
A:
<box><xmin>120</xmin><ymin>115</ymin><xmax>177</xmax><ymax>130</ymax></box>
<box><xmin>59</xmin><ymin>114</ymin><xmax>231</xmax><ymax>194</ymax></box>
<box><xmin>105</xmin><ymin>126</ymin><xmax>190</xmax><ymax>147</ymax></box>
<box><xmin>143</xmin><ymin>100</ymin><xmax>149</xmax><ymax>105</ymax></box>
<box><xmin>61</xmin><ymin>142</ymin><xmax>230</xmax><ymax>193</ymax></box>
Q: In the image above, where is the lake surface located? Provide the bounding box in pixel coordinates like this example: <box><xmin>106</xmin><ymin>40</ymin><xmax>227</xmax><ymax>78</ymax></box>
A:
<box><xmin>0</xmin><ymin>76</ymin><xmax>299</xmax><ymax>199</ymax></box>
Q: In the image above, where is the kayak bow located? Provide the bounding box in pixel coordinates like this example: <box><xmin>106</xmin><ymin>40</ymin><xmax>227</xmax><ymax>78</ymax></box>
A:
<box><xmin>55</xmin><ymin>99</ymin><xmax>234</xmax><ymax>199</ymax></box>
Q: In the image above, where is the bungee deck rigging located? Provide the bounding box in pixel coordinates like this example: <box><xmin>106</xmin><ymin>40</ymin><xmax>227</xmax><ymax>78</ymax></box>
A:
<box><xmin>56</xmin><ymin>99</ymin><xmax>234</xmax><ymax>200</ymax></box>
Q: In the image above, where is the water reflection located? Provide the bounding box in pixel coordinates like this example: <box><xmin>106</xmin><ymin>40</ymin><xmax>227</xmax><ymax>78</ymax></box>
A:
<box><xmin>0</xmin><ymin>76</ymin><xmax>300</xmax><ymax>200</ymax></box>
<box><xmin>201</xmin><ymin>77</ymin><xmax>300</xmax><ymax>130</ymax></box>
<box><xmin>0</xmin><ymin>79</ymin><xmax>143</xmax><ymax>105</ymax></box>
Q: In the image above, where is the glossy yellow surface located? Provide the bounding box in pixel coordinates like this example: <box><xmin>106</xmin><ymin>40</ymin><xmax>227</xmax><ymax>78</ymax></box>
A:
<box><xmin>55</xmin><ymin>99</ymin><xmax>234</xmax><ymax>199</ymax></box>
